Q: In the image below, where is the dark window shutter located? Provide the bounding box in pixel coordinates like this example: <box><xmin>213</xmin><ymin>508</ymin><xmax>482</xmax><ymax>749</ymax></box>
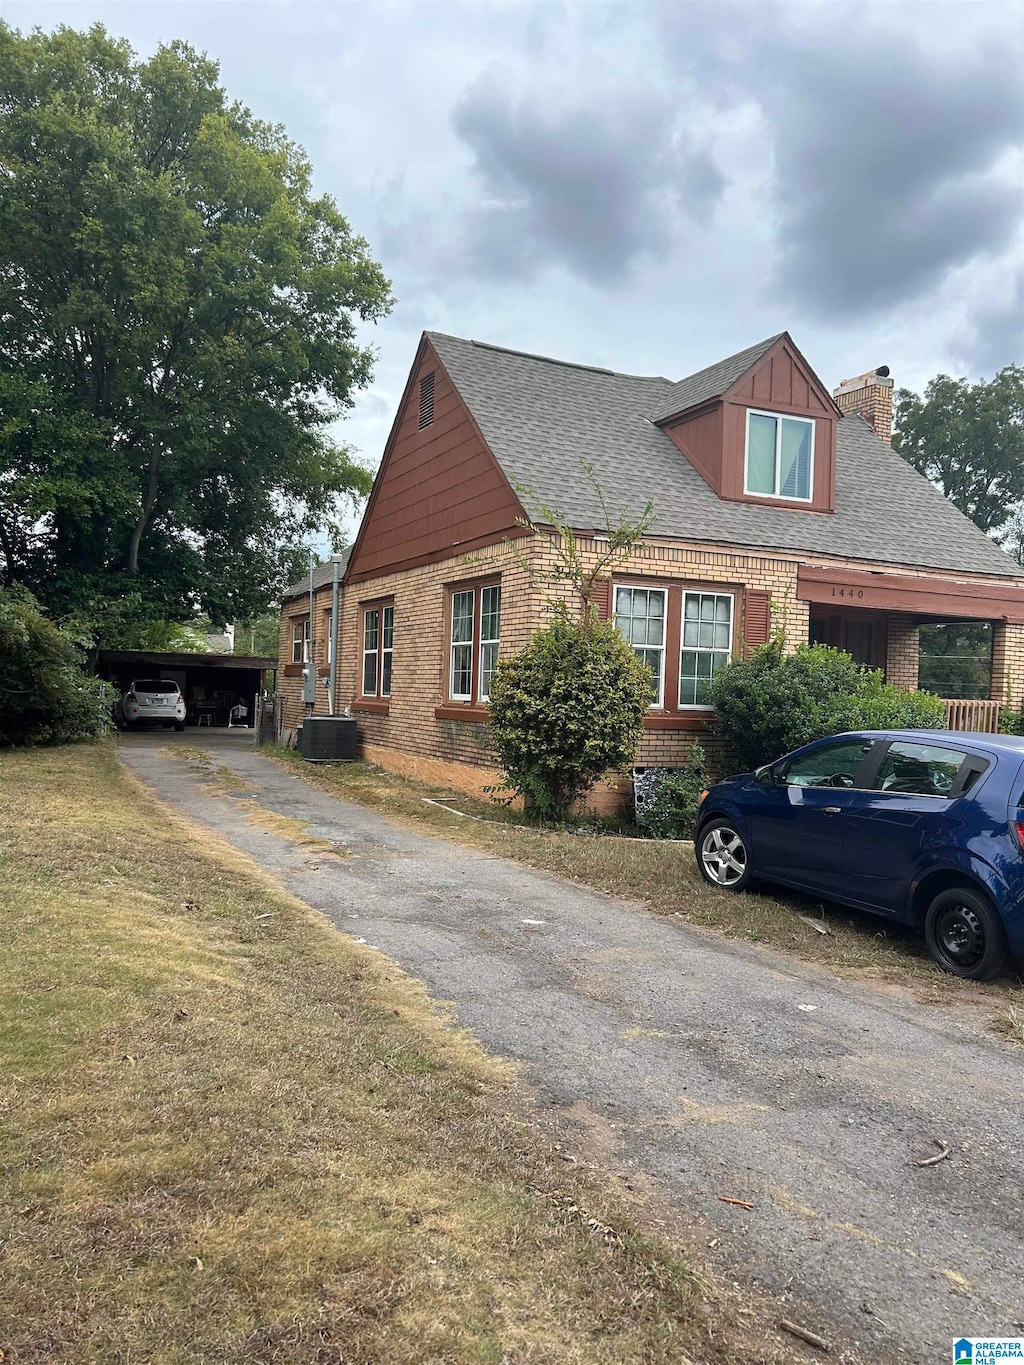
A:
<box><xmin>418</xmin><ymin>372</ymin><xmax>435</xmax><ymax>429</ymax></box>
<box><xmin>744</xmin><ymin>590</ymin><xmax>772</xmax><ymax>649</ymax></box>
<box><xmin>591</xmin><ymin>577</ymin><xmax>613</xmax><ymax>621</ymax></box>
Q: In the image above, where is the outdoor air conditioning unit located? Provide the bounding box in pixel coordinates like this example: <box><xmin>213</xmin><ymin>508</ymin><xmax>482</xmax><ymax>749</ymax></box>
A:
<box><xmin>298</xmin><ymin>715</ymin><xmax>360</xmax><ymax>763</ymax></box>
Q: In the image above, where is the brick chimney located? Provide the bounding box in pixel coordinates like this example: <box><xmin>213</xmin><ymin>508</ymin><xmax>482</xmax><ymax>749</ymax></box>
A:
<box><xmin>832</xmin><ymin>366</ymin><xmax>894</xmax><ymax>444</ymax></box>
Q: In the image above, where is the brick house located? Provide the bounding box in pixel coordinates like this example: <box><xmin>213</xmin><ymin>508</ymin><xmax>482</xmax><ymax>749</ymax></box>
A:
<box><xmin>277</xmin><ymin>330</ymin><xmax>1024</xmax><ymax>804</ymax></box>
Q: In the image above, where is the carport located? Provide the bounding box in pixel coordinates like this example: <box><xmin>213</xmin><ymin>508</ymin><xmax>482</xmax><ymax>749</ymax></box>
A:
<box><xmin>96</xmin><ymin>649</ymin><xmax>277</xmax><ymax>728</ymax></box>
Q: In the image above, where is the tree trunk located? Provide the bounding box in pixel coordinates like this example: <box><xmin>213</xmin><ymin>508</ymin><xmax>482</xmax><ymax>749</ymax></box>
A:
<box><xmin>128</xmin><ymin>454</ymin><xmax>162</xmax><ymax>574</ymax></box>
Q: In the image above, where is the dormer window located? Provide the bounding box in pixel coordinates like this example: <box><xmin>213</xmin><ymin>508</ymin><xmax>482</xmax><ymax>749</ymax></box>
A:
<box><xmin>744</xmin><ymin>410</ymin><xmax>814</xmax><ymax>502</ymax></box>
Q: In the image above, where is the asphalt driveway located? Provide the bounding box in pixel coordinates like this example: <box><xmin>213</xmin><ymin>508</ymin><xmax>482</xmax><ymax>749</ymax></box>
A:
<box><xmin>119</xmin><ymin>733</ymin><xmax>1024</xmax><ymax>1364</ymax></box>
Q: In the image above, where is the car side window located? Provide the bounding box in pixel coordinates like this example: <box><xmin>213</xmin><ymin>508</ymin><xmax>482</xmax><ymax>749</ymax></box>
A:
<box><xmin>872</xmin><ymin>741</ymin><xmax>966</xmax><ymax>797</ymax></box>
<box><xmin>780</xmin><ymin>740</ymin><xmax>874</xmax><ymax>789</ymax></box>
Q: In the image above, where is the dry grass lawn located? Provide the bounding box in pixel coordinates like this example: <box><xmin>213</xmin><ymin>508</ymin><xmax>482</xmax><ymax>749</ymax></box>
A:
<box><xmin>0</xmin><ymin>743</ymin><xmax>786</xmax><ymax>1364</ymax></box>
<box><xmin>264</xmin><ymin>750</ymin><xmax>1024</xmax><ymax>1033</ymax></box>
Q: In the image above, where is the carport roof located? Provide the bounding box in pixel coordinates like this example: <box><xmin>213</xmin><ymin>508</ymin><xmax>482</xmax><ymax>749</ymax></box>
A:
<box><xmin>97</xmin><ymin>649</ymin><xmax>276</xmax><ymax>670</ymax></box>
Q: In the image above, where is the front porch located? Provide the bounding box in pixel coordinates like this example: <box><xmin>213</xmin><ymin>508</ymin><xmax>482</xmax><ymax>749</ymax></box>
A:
<box><xmin>799</xmin><ymin>564</ymin><xmax>1024</xmax><ymax>733</ymax></box>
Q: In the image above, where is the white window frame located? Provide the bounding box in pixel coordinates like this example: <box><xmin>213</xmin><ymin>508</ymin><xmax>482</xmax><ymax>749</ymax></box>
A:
<box><xmin>743</xmin><ymin>408</ymin><xmax>815</xmax><ymax>503</ymax></box>
<box><xmin>448</xmin><ymin>584</ymin><xmax>501</xmax><ymax>703</ymax></box>
<box><xmin>614</xmin><ymin>584</ymin><xmax>668</xmax><ymax>708</ymax></box>
<box><xmin>292</xmin><ymin>618</ymin><xmax>310</xmax><ymax>664</ymax></box>
<box><xmin>361</xmin><ymin>604</ymin><xmax>394</xmax><ymax>698</ymax></box>
<box><xmin>381</xmin><ymin>604</ymin><xmax>394</xmax><ymax>698</ymax></box>
<box><xmin>449</xmin><ymin>589</ymin><xmax>475</xmax><ymax>701</ymax></box>
<box><xmin>478</xmin><ymin>585</ymin><xmax>501</xmax><ymax>702</ymax></box>
<box><xmin>362</xmin><ymin>607</ymin><xmax>379</xmax><ymax>697</ymax></box>
<box><xmin>679</xmin><ymin>591</ymin><xmax>734</xmax><ymax>710</ymax></box>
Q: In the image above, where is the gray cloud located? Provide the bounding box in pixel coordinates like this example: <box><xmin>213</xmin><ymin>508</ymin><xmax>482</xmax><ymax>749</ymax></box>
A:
<box><xmin>958</xmin><ymin>268</ymin><xmax>1024</xmax><ymax>378</ymax></box>
<box><xmin>752</xmin><ymin>16</ymin><xmax>1024</xmax><ymax>316</ymax></box>
<box><xmin>452</xmin><ymin>77</ymin><xmax>725</xmax><ymax>284</ymax></box>
<box><xmin>9</xmin><ymin>0</ymin><xmax>1020</xmax><ymax>417</ymax></box>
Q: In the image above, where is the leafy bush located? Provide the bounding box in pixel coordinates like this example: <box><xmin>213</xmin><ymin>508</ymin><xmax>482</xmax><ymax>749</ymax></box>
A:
<box><xmin>487</xmin><ymin>612</ymin><xmax>653</xmax><ymax>822</ymax></box>
<box><xmin>710</xmin><ymin>641</ymin><xmax>946</xmax><ymax>772</ymax></box>
<box><xmin>1001</xmin><ymin>701</ymin><xmax>1024</xmax><ymax>736</ymax></box>
<box><xmin>826</xmin><ymin>670</ymin><xmax>948</xmax><ymax>734</ymax></box>
<box><xmin>0</xmin><ymin>589</ymin><xmax>114</xmax><ymax>747</ymax></box>
<box><xmin>634</xmin><ymin>743</ymin><xmax>709</xmax><ymax>840</ymax></box>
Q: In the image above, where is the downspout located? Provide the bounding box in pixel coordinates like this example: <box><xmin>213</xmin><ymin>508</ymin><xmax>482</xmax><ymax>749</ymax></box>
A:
<box><xmin>329</xmin><ymin>556</ymin><xmax>341</xmax><ymax>715</ymax></box>
<box><xmin>306</xmin><ymin>550</ymin><xmax>315</xmax><ymax>714</ymax></box>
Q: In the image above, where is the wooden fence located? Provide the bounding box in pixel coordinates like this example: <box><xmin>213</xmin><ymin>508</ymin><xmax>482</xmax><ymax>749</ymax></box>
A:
<box><xmin>944</xmin><ymin>698</ymin><xmax>1002</xmax><ymax>732</ymax></box>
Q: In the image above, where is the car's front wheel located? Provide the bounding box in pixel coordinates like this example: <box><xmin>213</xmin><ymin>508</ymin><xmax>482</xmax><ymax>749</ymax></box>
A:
<box><xmin>924</xmin><ymin>886</ymin><xmax>1007</xmax><ymax>981</ymax></box>
<box><xmin>696</xmin><ymin>818</ymin><xmax>752</xmax><ymax>892</ymax></box>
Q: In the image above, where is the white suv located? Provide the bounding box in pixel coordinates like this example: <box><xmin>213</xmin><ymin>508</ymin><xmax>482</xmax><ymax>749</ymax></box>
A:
<box><xmin>119</xmin><ymin>679</ymin><xmax>187</xmax><ymax>731</ymax></box>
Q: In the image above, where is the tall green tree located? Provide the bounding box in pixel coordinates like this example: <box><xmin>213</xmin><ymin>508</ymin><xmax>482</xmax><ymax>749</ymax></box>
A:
<box><xmin>892</xmin><ymin>366</ymin><xmax>1024</xmax><ymax>545</ymax></box>
<box><xmin>0</xmin><ymin>23</ymin><xmax>391</xmax><ymax>641</ymax></box>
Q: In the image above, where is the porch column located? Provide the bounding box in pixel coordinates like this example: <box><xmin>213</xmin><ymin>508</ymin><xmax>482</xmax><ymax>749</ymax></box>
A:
<box><xmin>990</xmin><ymin>622</ymin><xmax>1024</xmax><ymax>704</ymax></box>
<box><xmin>785</xmin><ymin>595</ymin><xmax>810</xmax><ymax>654</ymax></box>
<box><xmin>885</xmin><ymin>615</ymin><xmax>919</xmax><ymax>690</ymax></box>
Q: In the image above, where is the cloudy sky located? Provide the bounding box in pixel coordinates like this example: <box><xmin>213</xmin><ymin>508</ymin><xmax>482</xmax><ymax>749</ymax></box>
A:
<box><xmin>5</xmin><ymin>0</ymin><xmax>1023</xmax><ymax>530</ymax></box>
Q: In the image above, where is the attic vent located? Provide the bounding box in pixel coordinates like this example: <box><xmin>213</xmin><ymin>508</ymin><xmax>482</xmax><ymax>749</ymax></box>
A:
<box><xmin>418</xmin><ymin>372</ymin><xmax>435</xmax><ymax>429</ymax></box>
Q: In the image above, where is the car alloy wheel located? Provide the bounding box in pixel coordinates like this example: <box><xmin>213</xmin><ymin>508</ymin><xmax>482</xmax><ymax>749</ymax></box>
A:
<box><xmin>699</xmin><ymin>822</ymin><xmax>748</xmax><ymax>889</ymax></box>
<box><xmin>924</xmin><ymin>885</ymin><xmax>1007</xmax><ymax>981</ymax></box>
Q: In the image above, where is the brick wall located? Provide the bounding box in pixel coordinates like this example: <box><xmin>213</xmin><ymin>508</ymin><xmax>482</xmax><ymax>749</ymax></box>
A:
<box><xmin>885</xmin><ymin>615</ymin><xmax>920</xmax><ymax>691</ymax></box>
<box><xmin>277</xmin><ymin>589</ymin><xmax>339</xmax><ymax>739</ymax></box>
<box><xmin>335</xmin><ymin>540</ymin><xmax>537</xmax><ymax>765</ymax></box>
<box><xmin>276</xmin><ymin>533</ymin><xmax>1022</xmax><ymax>805</ymax></box>
<box><xmin>991</xmin><ymin>622</ymin><xmax>1024</xmax><ymax>706</ymax></box>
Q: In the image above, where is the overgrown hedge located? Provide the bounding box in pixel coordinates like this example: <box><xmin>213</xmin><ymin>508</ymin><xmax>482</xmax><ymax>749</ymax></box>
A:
<box><xmin>0</xmin><ymin>589</ymin><xmax>114</xmax><ymax>747</ymax></box>
<box><xmin>487</xmin><ymin>612</ymin><xmax>653</xmax><ymax>822</ymax></box>
<box><xmin>710</xmin><ymin>641</ymin><xmax>946</xmax><ymax>773</ymax></box>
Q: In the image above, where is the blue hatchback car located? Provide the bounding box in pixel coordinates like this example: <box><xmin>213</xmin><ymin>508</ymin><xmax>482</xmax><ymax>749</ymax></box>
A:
<box><xmin>694</xmin><ymin>729</ymin><xmax>1024</xmax><ymax>980</ymax></box>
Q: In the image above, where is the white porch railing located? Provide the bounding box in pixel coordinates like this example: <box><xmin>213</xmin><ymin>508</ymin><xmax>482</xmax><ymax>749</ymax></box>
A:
<box><xmin>944</xmin><ymin>698</ymin><xmax>1002</xmax><ymax>732</ymax></box>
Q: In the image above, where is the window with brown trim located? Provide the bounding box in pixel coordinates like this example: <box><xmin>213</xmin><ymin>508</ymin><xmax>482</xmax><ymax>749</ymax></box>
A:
<box><xmin>678</xmin><ymin>591</ymin><xmax>734</xmax><ymax>705</ymax></box>
<box><xmin>614</xmin><ymin>581</ymin><xmax>737</xmax><ymax>714</ymax></box>
<box><xmin>744</xmin><ymin>409</ymin><xmax>814</xmax><ymax>502</ymax></box>
<box><xmin>614</xmin><ymin>586</ymin><xmax>666</xmax><ymax>704</ymax></box>
<box><xmin>361</xmin><ymin>603</ymin><xmax>394</xmax><ymax>697</ymax></box>
<box><xmin>447</xmin><ymin>581</ymin><xmax>501</xmax><ymax>703</ymax></box>
<box><xmin>291</xmin><ymin>617</ymin><xmax>310</xmax><ymax>664</ymax></box>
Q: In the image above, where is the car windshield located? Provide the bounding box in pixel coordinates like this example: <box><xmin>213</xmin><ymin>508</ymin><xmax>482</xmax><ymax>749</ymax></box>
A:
<box><xmin>132</xmin><ymin>680</ymin><xmax>179</xmax><ymax>693</ymax></box>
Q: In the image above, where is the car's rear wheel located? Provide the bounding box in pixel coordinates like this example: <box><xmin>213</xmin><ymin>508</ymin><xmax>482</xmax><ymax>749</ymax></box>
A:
<box><xmin>924</xmin><ymin>886</ymin><xmax>1007</xmax><ymax>981</ymax></box>
<box><xmin>696</xmin><ymin>818</ymin><xmax>752</xmax><ymax>892</ymax></box>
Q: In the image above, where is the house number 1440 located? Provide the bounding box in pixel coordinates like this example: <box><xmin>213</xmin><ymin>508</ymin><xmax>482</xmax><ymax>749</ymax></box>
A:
<box><xmin>831</xmin><ymin>587</ymin><xmax>865</xmax><ymax>599</ymax></box>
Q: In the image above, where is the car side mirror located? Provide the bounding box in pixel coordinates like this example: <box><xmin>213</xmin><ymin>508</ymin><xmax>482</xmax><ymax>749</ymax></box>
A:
<box><xmin>755</xmin><ymin>763</ymin><xmax>781</xmax><ymax>786</ymax></box>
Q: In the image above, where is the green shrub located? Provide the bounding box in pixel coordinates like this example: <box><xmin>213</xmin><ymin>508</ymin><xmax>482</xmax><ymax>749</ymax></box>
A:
<box><xmin>634</xmin><ymin>743</ymin><xmax>709</xmax><ymax>840</ymax></box>
<box><xmin>487</xmin><ymin>611</ymin><xmax>653</xmax><ymax>822</ymax></box>
<box><xmin>826</xmin><ymin>670</ymin><xmax>948</xmax><ymax>734</ymax></box>
<box><xmin>1000</xmin><ymin>701</ymin><xmax>1024</xmax><ymax>736</ymax></box>
<box><xmin>0</xmin><ymin>589</ymin><xmax>114</xmax><ymax>747</ymax></box>
<box><xmin>710</xmin><ymin>641</ymin><xmax>946</xmax><ymax>772</ymax></box>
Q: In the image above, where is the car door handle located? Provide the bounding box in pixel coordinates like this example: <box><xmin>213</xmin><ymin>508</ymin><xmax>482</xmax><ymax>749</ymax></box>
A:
<box><xmin>823</xmin><ymin>806</ymin><xmax>842</xmax><ymax>815</ymax></box>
